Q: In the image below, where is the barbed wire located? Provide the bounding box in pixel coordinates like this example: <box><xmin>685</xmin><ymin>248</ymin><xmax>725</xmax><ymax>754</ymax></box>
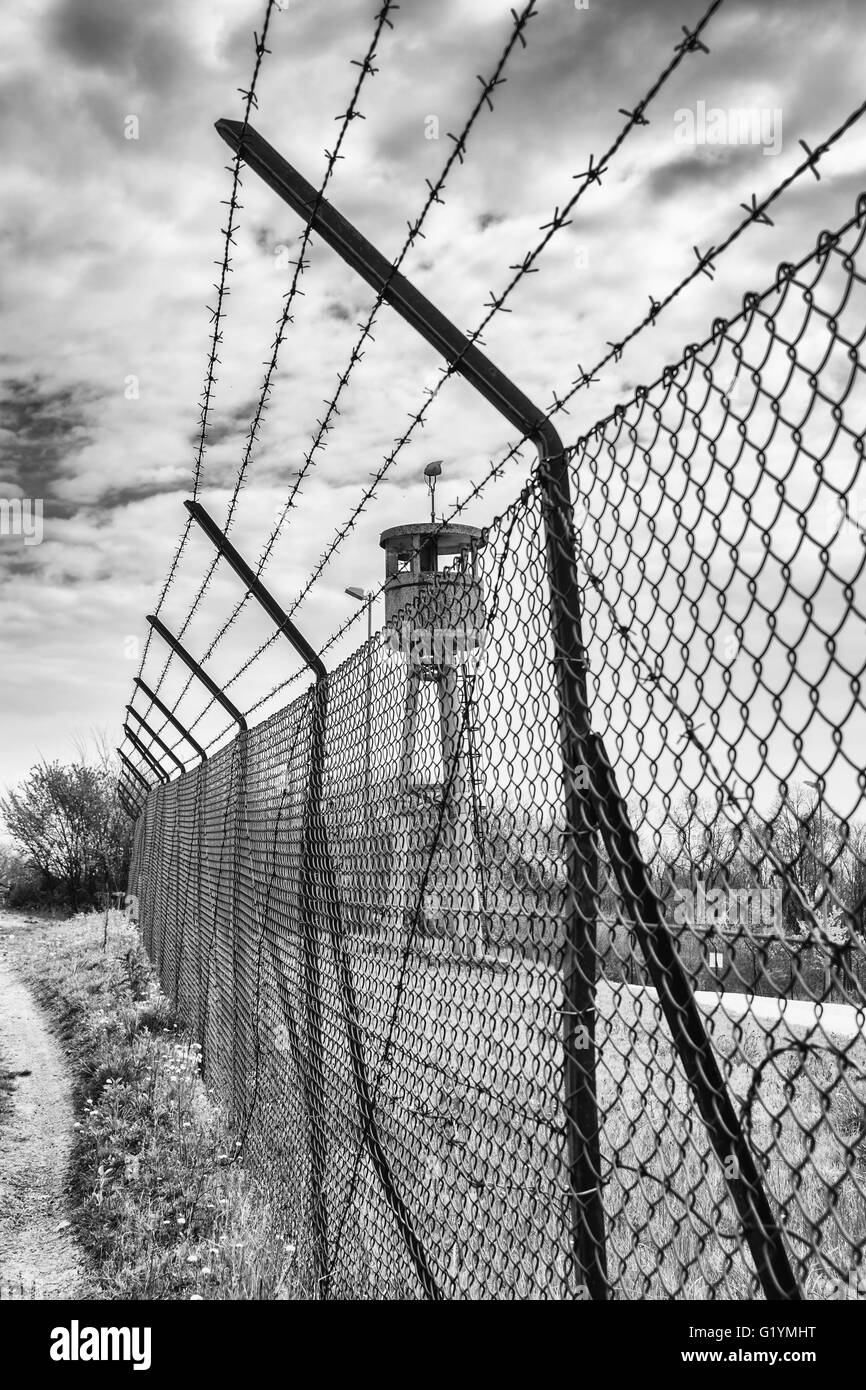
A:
<box><xmin>126</xmin><ymin>0</ymin><xmax>400</xmax><ymax>772</ymax></box>
<box><xmin>227</xmin><ymin>124</ymin><xmax>866</xmax><ymax>737</ymax></box>
<box><xmin>172</xmin><ymin>0</ymin><xmax>729</xmax><ymax>743</ymax></box>
<box><xmin>129</xmin><ymin>0</ymin><xmax>544</xmax><ymax>771</ymax></box>
<box><xmin>129</xmin><ymin>12</ymin><xmax>866</xmax><ymax>774</ymax></box>
<box><xmin>275</xmin><ymin>0</ymin><xmax>726</xmax><ymax>625</ymax></box>
<box><xmin>410</xmin><ymin>94</ymin><xmax>866</xmax><ymax>550</ymax></box>
<box><xmin>124</xmin><ymin>0</ymin><xmax>281</xmax><ymax>744</ymax></box>
<box><xmin>172</xmin><ymin>0</ymin><xmax>542</xmax><ymax>686</ymax></box>
<box><xmin>217</xmin><ymin>43</ymin><xmax>861</xmax><ymax>733</ymax></box>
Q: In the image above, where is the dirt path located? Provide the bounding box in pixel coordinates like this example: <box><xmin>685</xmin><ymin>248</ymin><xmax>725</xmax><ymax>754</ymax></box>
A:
<box><xmin>0</xmin><ymin>950</ymin><xmax>90</xmax><ymax>1299</ymax></box>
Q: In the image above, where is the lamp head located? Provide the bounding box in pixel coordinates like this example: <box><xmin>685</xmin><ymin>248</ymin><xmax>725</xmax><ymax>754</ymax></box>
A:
<box><xmin>424</xmin><ymin>460</ymin><xmax>444</xmax><ymax>521</ymax></box>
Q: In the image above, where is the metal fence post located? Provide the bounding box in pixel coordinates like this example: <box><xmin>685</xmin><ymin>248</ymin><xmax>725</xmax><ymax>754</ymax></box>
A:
<box><xmin>534</xmin><ymin>431</ymin><xmax>610</xmax><ymax>1296</ymax></box>
<box><xmin>174</xmin><ymin>505</ymin><xmax>330</xmax><ymax>1291</ymax></box>
<box><xmin>143</xmin><ymin>613</ymin><xmax>251</xmax><ymax>1170</ymax></box>
<box><xmin>228</xmin><ymin>727</ymin><xmax>249</xmax><ymax>1128</ymax></box>
<box><xmin>183</xmin><ymin>499</ymin><xmax>441</xmax><ymax>1298</ymax></box>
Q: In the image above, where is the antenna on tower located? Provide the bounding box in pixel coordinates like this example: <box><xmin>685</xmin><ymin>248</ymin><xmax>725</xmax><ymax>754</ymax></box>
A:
<box><xmin>424</xmin><ymin>460</ymin><xmax>443</xmax><ymax>523</ymax></box>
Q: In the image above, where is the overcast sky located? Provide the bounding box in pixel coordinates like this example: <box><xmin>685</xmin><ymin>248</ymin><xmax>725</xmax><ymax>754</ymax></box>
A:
<box><xmin>1</xmin><ymin>0</ymin><xmax>865</xmax><ymax>799</ymax></box>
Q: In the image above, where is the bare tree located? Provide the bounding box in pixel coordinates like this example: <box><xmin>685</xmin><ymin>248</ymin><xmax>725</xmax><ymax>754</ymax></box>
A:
<box><xmin>0</xmin><ymin>760</ymin><xmax>131</xmax><ymax>911</ymax></box>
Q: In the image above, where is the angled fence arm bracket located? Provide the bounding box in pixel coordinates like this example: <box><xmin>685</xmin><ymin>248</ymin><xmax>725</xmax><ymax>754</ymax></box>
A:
<box><xmin>124</xmin><ymin>726</ymin><xmax>170</xmax><ymax>784</ymax></box>
<box><xmin>184</xmin><ymin>500</ymin><xmax>327</xmax><ymax>681</ymax></box>
<box><xmin>146</xmin><ymin>614</ymin><xmax>247</xmax><ymax>732</ymax></box>
<box><xmin>118</xmin><ymin>776</ymin><xmax>143</xmax><ymax>807</ymax></box>
<box><xmin>117</xmin><ymin>777</ymin><xmax>140</xmax><ymax>818</ymax></box>
<box><xmin>118</xmin><ymin>750</ymin><xmax>150</xmax><ymax>791</ymax></box>
<box><xmin>126</xmin><ymin>706</ymin><xmax>187</xmax><ymax>774</ymax></box>
<box><xmin>134</xmin><ymin>678</ymin><xmax>207</xmax><ymax>762</ymax></box>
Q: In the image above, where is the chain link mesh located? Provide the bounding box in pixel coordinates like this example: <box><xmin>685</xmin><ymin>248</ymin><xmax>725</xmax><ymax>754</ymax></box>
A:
<box><xmin>130</xmin><ymin>193</ymin><xmax>866</xmax><ymax>1300</ymax></box>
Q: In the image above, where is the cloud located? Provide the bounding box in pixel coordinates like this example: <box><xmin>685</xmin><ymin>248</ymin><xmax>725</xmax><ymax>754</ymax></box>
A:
<box><xmin>49</xmin><ymin>0</ymin><xmax>194</xmax><ymax>95</ymax></box>
<box><xmin>0</xmin><ymin>377</ymin><xmax>98</xmax><ymax>515</ymax></box>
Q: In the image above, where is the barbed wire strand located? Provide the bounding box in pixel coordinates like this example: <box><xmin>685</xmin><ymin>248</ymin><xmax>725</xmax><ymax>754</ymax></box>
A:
<box><xmin>276</xmin><ymin>0</ymin><xmax>727</xmax><ymax>625</ymax></box>
<box><xmin>157</xmin><ymin>0</ymin><xmax>731</xmax><ymax>759</ymax></box>
<box><xmin>125</xmin><ymin>0</ymin><xmax>281</xmax><ymax>737</ymax></box>
<box><xmin>126</xmin><ymin>0</ymin><xmax>401</xmax><ymax>770</ymax></box>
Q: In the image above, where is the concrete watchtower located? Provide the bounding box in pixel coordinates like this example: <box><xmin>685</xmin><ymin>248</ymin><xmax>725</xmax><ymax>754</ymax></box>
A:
<box><xmin>380</xmin><ymin>521</ymin><xmax>485</xmax><ymax>662</ymax></box>
<box><xmin>379</xmin><ymin>520</ymin><xmax>488</xmax><ymax>949</ymax></box>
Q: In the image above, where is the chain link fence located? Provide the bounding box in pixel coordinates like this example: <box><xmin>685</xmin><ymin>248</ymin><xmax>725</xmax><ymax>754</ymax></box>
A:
<box><xmin>130</xmin><ymin>193</ymin><xmax>866</xmax><ymax>1300</ymax></box>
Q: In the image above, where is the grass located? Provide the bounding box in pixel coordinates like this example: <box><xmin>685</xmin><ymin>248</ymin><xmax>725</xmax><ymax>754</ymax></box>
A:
<box><xmin>3</xmin><ymin>911</ymin><xmax>299</xmax><ymax>1300</ymax></box>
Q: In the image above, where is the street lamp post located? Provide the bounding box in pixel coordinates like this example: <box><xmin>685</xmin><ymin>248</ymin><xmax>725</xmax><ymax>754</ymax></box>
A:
<box><xmin>346</xmin><ymin>587</ymin><xmax>373</xmax><ymax>809</ymax></box>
